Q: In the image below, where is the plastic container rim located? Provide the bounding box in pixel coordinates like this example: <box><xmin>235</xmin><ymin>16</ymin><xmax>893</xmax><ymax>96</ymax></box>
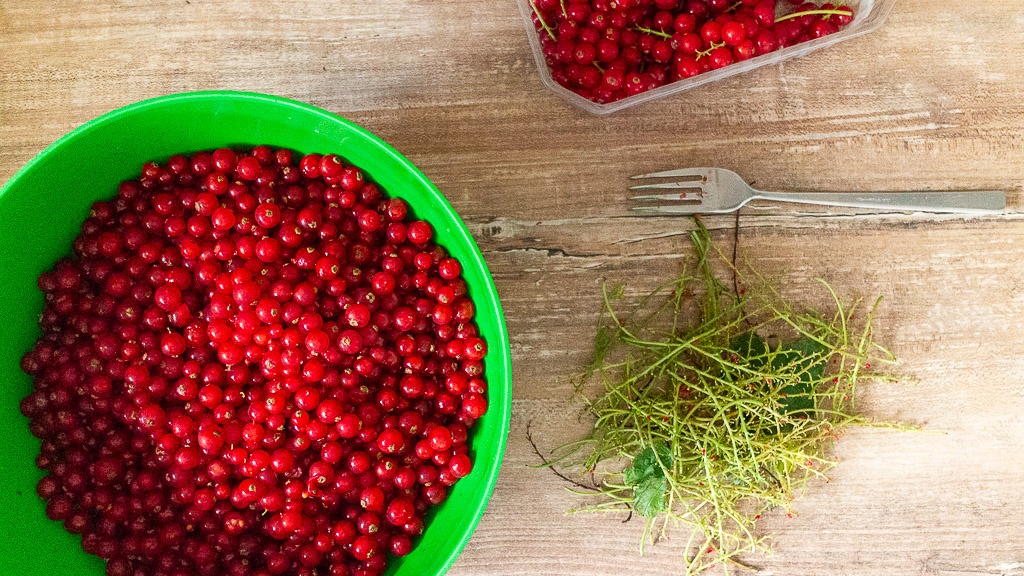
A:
<box><xmin>516</xmin><ymin>0</ymin><xmax>896</xmax><ymax>115</ymax></box>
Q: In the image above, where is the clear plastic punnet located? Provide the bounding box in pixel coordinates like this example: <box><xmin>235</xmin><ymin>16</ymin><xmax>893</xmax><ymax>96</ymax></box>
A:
<box><xmin>517</xmin><ymin>0</ymin><xmax>896</xmax><ymax>115</ymax></box>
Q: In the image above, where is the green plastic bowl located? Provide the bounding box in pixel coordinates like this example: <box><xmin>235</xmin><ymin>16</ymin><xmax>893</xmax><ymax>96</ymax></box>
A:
<box><xmin>0</xmin><ymin>91</ymin><xmax>510</xmax><ymax>576</ymax></box>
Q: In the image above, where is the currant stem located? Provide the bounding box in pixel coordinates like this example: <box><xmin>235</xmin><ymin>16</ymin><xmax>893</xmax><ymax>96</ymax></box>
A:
<box><xmin>634</xmin><ymin>25</ymin><xmax>673</xmax><ymax>39</ymax></box>
<box><xmin>695</xmin><ymin>41</ymin><xmax>725</xmax><ymax>61</ymax></box>
<box><xmin>555</xmin><ymin>220</ymin><xmax>907</xmax><ymax>574</ymax></box>
<box><xmin>530</xmin><ymin>0</ymin><xmax>556</xmax><ymax>40</ymax></box>
<box><xmin>560</xmin><ymin>0</ymin><xmax>568</xmax><ymax>19</ymax></box>
<box><xmin>774</xmin><ymin>8</ymin><xmax>850</xmax><ymax>23</ymax></box>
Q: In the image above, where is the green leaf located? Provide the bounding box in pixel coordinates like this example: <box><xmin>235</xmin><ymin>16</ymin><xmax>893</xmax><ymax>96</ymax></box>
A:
<box><xmin>781</xmin><ymin>338</ymin><xmax>828</xmax><ymax>376</ymax></box>
<box><xmin>622</xmin><ymin>463</ymin><xmax>643</xmax><ymax>486</ymax></box>
<box><xmin>730</xmin><ymin>332</ymin><xmax>769</xmax><ymax>364</ymax></box>
<box><xmin>632</xmin><ymin>476</ymin><xmax>667</xmax><ymax>518</ymax></box>
<box><xmin>734</xmin><ymin>333</ymin><xmax>827</xmax><ymax>416</ymax></box>
<box><xmin>622</xmin><ymin>441</ymin><xmax>673</xmax><ymax>486</ymax></box>
<box><xmin>774</xmin><ymin>337</ymin><xmax>827</xmax><ymax>415</ymax></box>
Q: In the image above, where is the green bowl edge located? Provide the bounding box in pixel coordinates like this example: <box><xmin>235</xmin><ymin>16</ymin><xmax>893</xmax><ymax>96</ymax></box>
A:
<box><xmin>0</xmin><ymin>91</ymin><xmax>512</xmax><ymax>576</ymax></box>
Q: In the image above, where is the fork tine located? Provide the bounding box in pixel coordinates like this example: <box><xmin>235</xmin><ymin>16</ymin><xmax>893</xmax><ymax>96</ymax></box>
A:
<box><xmin>631</xmin><ymin>205</ymin><xmax>703</xmax><ymax>215</ymax></box>
<box><xmin>629</xmin><ymin>181</ymin><xmax>705</xmax><ymax>191</ymax></box>
<box><xmin>631</xmin><ymin>192</ymin><xmax>703</xmax><ymax>201</ymax></box>
<box><xmin>630</xmin><ymin>168</ymin><xmax>710</xmax><ymax>180</ymax></box>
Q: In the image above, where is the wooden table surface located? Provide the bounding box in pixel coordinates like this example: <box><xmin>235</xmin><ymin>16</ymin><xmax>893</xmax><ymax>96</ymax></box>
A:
<box><xmin>3</xmin><ymin>1</ymin><xmax>1024</xmax><ymax>575</ymax></box>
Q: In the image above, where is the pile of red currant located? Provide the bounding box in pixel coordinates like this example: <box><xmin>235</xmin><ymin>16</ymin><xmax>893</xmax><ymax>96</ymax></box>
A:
<box><xmin>528</xmin><ymin>0</ymin><xmax>856</xmax><ymax>103</ymax></box>
<box><xmin>20</xmin><ymin>146</ymin><xmax>489</xmax><ymax>576</ymax></box>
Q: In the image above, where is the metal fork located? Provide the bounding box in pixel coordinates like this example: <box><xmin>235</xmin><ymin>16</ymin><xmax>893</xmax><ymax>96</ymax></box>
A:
<box><xmin>630</xmin><ymin>168</ymin><xmax>1006</xmax><ymax>215</ymax></box>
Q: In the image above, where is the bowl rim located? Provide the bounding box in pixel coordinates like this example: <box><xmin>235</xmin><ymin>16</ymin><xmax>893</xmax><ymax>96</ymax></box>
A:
<box><xmin>0</xmin><ymin>90</ymin><xmax>512</xmax><ymax>576</ymax></box>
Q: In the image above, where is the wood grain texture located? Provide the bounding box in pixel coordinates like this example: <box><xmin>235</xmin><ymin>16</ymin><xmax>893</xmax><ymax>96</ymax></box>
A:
<box><xmin>3</xmin><ymin>0</ymin><xmax>1024</xmax><ymax>574</ymax></box>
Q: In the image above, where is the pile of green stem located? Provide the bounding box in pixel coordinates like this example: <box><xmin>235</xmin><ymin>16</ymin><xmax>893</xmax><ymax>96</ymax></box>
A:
<box><xmin>557</xmin><ymin>223</ymin><xmax>902</xmax><ymax>574</ymax></box>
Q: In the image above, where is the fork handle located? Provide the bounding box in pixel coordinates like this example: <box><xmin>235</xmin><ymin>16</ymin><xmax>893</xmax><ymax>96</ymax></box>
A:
<box><xmin>753</xmin><ymin>191</ymin><xmax>1006</xmax><ymax>215</ymax></box>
